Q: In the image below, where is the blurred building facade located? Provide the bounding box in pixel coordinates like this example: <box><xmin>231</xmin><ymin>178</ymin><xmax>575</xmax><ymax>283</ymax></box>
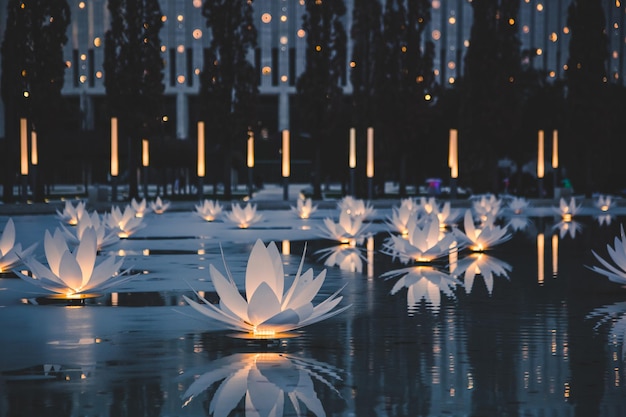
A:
<box><xmin>0</xmin><ymin>0</ymin><xmax>625</xmax><ymax>140</ymax></box>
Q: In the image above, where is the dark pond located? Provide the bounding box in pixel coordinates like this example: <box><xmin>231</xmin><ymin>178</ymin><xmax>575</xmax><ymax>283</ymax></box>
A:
<box><xmin>1</xmin><ymin>215</ymin><xmax>626</xmax><ymax>417</ymax></box>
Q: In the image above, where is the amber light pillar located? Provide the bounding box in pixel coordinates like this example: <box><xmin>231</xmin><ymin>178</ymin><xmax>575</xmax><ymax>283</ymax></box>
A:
<box><xmin>537</xmin><ymin>130</ymin><xmax>545</xmax><ymax>198</ymax></box>
<box><xmin>110</xmin><ymin>117</ymin><xmax>119</xmax><ymax>202</ymax></box>
<box><xmin>247</xmin><ymin>129</ymin><xmax>254</xmax><ymax>198</ymax></box>
<box><xmin>366</xmin><ymin>127</ymin><xmax>374</xmax><ymax>199</ymax></box>
<box><xmin>141</xmin><ymin>138</ymin><xmax>149</xmax><ymax>198</ymax></box>
<box><xmin>197</xmin><ymin>121</ymin><xmax>205</xmax><ymax>199</ymax></box>
<box><xmin>349</xmin><ymin>128</ymin><xmax>356</xmax><ymax>196</ymax></box>
<box><xmin>282</xmin><ymin>129</ymin><xmax>290</xmax><ymax>200</ymax></box>
<box><xmin>448</xmin><ymin>128</ymin><xmax>458</xmax><ymax>199</ymax></box>
<box><xmin>19</xmin><ymin>118</ymin><xmax>28</xmax><ymax>200</ymax></box>
<box><xmin>552</xmin><ymin>129</ymin><xmax>559</xmax><ymax>198</ymax></box>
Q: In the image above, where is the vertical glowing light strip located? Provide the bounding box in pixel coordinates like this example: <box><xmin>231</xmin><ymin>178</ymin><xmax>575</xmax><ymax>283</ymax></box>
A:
<box><xmin>552</xmin><ymin>129</ymin><xmax>559</xmax><ymax>169</ymax></box>
<box><xmin>282</xmin><ymin>129</ymin><xmax>290</xmax><ymax>177</ymax></box>
<box><xmin>197</xmin><ymin>121</ymin><xmax>205</xmax><ymax>177</ymax></box>
<box><xmin>537</xmin><ymin>130</ymin><xmax>544</xmax><ymax>179</ymax></box>
<box><xmin>552</xmin><ymin>234</ymin><xmax>559</xmax><ymax>278</ymax></box>
<box><xmin>349</xmin><ymin>127</ymin><xmax>356</xmax><ymax>168</ymax></box>
<box><xmin>366</xmin><ymin>127</ymin><xmax>374</xmax><ymax>178</ymax></box>
<box><xmin>110</xmin><ymin>117</ymin><xmax>119</xmax><ymax>177</ymax></box>
<box><xmin>247</xmin><ymin>131</ymin><xmax>254</xmax><ymax>168</ymax></box>
<box><xmin>20</xmin><ymin>118</ymin><xmax>28</xmax><ymax>175</ymax></box>
<box><xmin>449</xmin><ymin>129</ymin><xmax>458</xmax><ymax>178</ymax></box>
<box><xmin>282</xmin><ymin>240</ymin><xmax>290</xmax><ymax>255</ymax></box>
<box><xmin>30</xmin><ymin>130</ymin><xmax>38</xmax><ymax>166</ymax></box>
<box><xmin>367</xmin><ymin>236</ymin><xmax>374</xmax><ymax>278</ymax></box>
<box><xmin>141</xmin><ymin>139</ymin><xmax>149</xmax><ymax>167</ymax></box>
<box><xmin>537</xmin><ymin>233</ymin><xmax>545</xmax><ymax>285</ymax></box>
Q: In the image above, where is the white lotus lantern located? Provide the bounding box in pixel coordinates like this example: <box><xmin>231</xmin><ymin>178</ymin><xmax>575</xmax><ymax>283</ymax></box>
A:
<box><xmin>15</xmin><ymin>227</ymin><xmax>132</xmax><ymax>299</ymax></box>
<box><xmin>553</xmin><ymin>197</ymin><xmax>581</xmax><ymax>222</ymax></box>
<box><xmin>0</xmin><ymin>218</ymin><xmax>37</xmax><ymax>273</ymax></box>
<box><xmin>131</xmin><ymin>198</ymin><xmax>150</xmax><ymax>218</ymax></box>
<box><xmin>386</xmin><ymin>199</ymin><xmax>419</xmax><ymax>236</ymax></box>
<box><xmin>184</xmin><ymin>239</ymin><xmax>350</xmax><ymax>337</ymax></box>
<box><xmin>291</xmin><ymin>197</ymin><xmax>318</xmax><ymax>219</ymax></box>
<box><xmin>150</xmin><ymin>196</ymin><xmax>170</xmax><ymax>214</ymax></box>
<box><xmin>588</xmin><ymin>225</ymin><xmax>626</xmax><ymax>286</ymax></box>
<box><xmin>105</xmin><ymin>205</ymin><xmax>145</xmax><ymax>238</ymax></box>
<box><xmin>337</xmin><ymin>196</ymin><xmax>376</xmax><ymax>220</ymax></box>
<box><xmin>472</xmin><ymin>194</ymin><xmax>502</xmax><ymax>222</ymax></box>
<box><xmin>459</xmin><ymin>209</ymin><xmax>511</xmax><ymax>252</ymax></box>
<box><xmin>507</xmin><ymin>196</ymin><xmax>530</xmax><ymax>215</ymax></box>
<box><xmin>62</xmin><ymin>210</ymin><xmax>119</xmax><ymax>250</ymax></box>
<box><xmin>56</xmin><ymin>200</ymin><xmax>87</xmax><ymax>226</ymax></box>
<box><xmin>595</xmin><ymin>195</ymin><xmax>615</xmax><ymax>212</ymax></box>
<box><xmin>195</xmin><ymin>199</ymin><xmax>223</xmax><ymax>222</ymax></box>
<box><xmin>224</xmin><ymin>202</ymin><xmax>263</xmax><ymax>228</ymax></box>
<box><xmin>318</xmin><ymin>210</ymin><xmax>370</xmax><ymax>246</ymax></box>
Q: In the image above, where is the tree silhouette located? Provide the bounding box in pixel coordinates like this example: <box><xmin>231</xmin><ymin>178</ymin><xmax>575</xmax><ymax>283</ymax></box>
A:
<box><xmin>104</xmin><ymin>0</ymin><xmax>164</xmax><ymax>200</ymax></box>
<box><xmin>460</xmin><ymin>0</ymin><xmax>522</xmax><ymax>193</ymax></box>
<box><xmin>377</xmin><ymin>0</ymin><xmax>436</xmax><ymax>196</ymax></box>
<box><xmin>565</xmin><ymin>0</ymin><xmax>609</xmax><ymax>195</ymax></box>
<box><xmin>1</xmin><ymin>0</ymin><xmax>70</xmax><ymax>202</ymax></box>
<box><xmin>297</xmin><ymin>0</ymin><xmax>347</xmax><ymax>200</ymax></box>
<box><xmin>199</xmin><ymin>0</ymin><xmax>257</xmax><ymax>200</ymax></box>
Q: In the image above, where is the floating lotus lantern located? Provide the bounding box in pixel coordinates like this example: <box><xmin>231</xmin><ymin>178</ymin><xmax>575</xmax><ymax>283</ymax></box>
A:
<box><xmin>386</xmin><ymin>200</ymin><xmax>419</xmax><ymax>236</ymax></box>
<box><xmin>62</xmin><ymin>211</ymin><xmax>119</xmax><ymax>250</ymax></box>
<box><xmin>195</xmin><ymin>199</ymin><xmax>223</xmax><ymax>222</ymax></box>
<box><xmin>416</xmin><ymin>196</ymin><xmax>438</xmax><ymax>216</ymax></box>
<box><xmin>506</xmin><ymin>196</ymin><xmax>530</xmax><ymax>215</ymax></box>
<box><xmin>381</xmin><ymin>265</ymin><xmax>462</xmax><ymax>312</ymax></box>
<box><xmin>150</xmin><ymin>196</ymin><xmax>170</xmax><ymax>214</ymax></box>
<box><xmin>588</xmin><ymin>225</ymin><xmax>626</xmax><ymax>286</ymax></box>
<box><xmin>0</xmin><ymin>218</ymin><xmax>37</xmax><ymax>273</ymax></box>
<box><xmin>553</xmin><ymin>197</ymin><xmax>580</xmax><ymax>222</ymax></box>
<box><xmin>452</xmin><ymin>253</ymin><xmax>512</xmax><ymax>295</ymax></box>
<box><xmin>434</xmin><ymin>201</ymin><xmax>462</xmax><ymax>229</ymax></box>
<box><xmin>183</xmin><ymin>239</ymin><xmax>350</xmax><ymax>337</ymax></box>
<box><xmin>15</xmin><ymin>227</ymin><xmax>132</xmax><ymax>299</ymax></box>
<box><xmin>181</xmin><ymin>352</ymin><xmax>342</xmax><ymax>415</ymax></box>
<box><xmin>291</xmin><ymin>196</ymin><xmax>318</xmax><ymax>219</ymax></box>
<box><xmin>472</xmin><ymin>194</ymin><xmax>502</xmax><ymax>224</ymax></box>
<box><xmin>56</xmin><ymin>200</ymin><xmax>87</xmax><ymax>226</ymax></box>
<box><xmin>318</xmin><ymin>210</ymin><xmax>370</xmax><ymax>246</ymax></box>
<box><xmin>337</xmin><ymin>196</ymin><xmax>376</xmax><ymax>220</ymax></box>
<box><xmin>131</xmin><ymin>198</ymin><xmax>150</xmax><ymax>218</ymax></box>
<box><xmin>595</xmin><ymin>195</ymin><xmax>615</xmax><ymax>212</ymax></box>
<box><xmin>105</xmin><ymin>205</ymin><xmax>145</xmax><ymax>238</ymax></box>
<box><xmin>458</xmin><ymin>209</ymin><xmax>511</xmax><ymax>252</ymax></box>
<box><xmin>224</xmin><ymin>202</ymin><xmax>263</xmax><ymax>228</ymax></box>
<box><xmin>381</xmin><ymin>214</ymin><xmax>458</xmax><ymax>264</ymax></box>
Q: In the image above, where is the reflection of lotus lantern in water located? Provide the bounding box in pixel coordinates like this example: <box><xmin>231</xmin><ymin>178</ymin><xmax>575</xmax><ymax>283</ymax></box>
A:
<box><xmin>588</xmin><ymin>225</ymin><xmax>626</xmax><ymax>286</ymax></box>
<box><xmin>587</xmin><ymin>302</ymin><xmax>626</xmax><ymax>360</ymax></box>
<box><xmin>291</xmin><ymin>197</ymin><xmax>318</xmax><ymax>219</ymax></box>
<box><xmin>181</xmin><ymin>352</ymin><xmax>343</xmax><ymax>416</ymax></box>
<box><xmin>0</xmin><ymin>218</ymin><xmax>37</xmax><ymax>273</ymax></box>
<box><xmin>315</xmin><ymin>244</ymin><xmax>365</xmax><ymax>273</ymax></box>
<box><xmin>451</xmin><ymin>252</ymin><xmax>512</xmax><ymax>295</ymax></box>
<box><xmin>552</xmin><ymin>219</ymin><xmax>582</xmax><ymax>239</ymax></box>
<box><xmin>184</xmin><ymin>239</ymin><xmax>350</xmax><ymax>337</ymax></box>
<box><xmin>15</xmin><ymin>228</ymin><xmax>133</xmax><ymax>299</ymax></box>
<box><xmin>381</xmin><ymin>265</ymin><xmax>462</xmax><ymax>312</ymax></box>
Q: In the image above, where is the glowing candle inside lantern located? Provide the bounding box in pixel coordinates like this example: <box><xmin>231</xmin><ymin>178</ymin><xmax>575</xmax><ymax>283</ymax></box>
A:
<box><xmin>552</xmin><ymin>129</ymin><xmax>558</xmax><ymax>169</ymax></box>
<box><xmin>537</xmin><ymin>233</ymin><xmax>545</xmax><ymax>285</ymax></box>
<box><xmin>110</xmin><ymin>117</ymin><xmax>118</xmax><ymax>177</ymax></box>
<box><xmin>30</xmin><ymin>130</ymin><xmax>38</xmax><ymax>166</ymax></box>
<box><xmin>552</xmin><ymin>233</ymin><xmax>559</xmax><ymax>278</ymax></box>
<box><xmin>449</xmin><ymin>128</ymin><xmax>458</xmax><ymax>178</ymax></box>
<box><xmin>282</xmin><ymin>129</ymin><xmax>290</xmax><ymax>177</ymax></box>
<box><xmin>197</xmin><ymin>121</ymin><xmax>205</xmax><ymax>177</ymax></box>
<box><xmin>247</xmin><ymin>130</ymin><xmax>254</xmax><ymax>168</ymax></box>
<box><xmin>20</xmin><ymin>118</ymin><xmax>28</xmax><ymax>175</ymax></box>
<box><xmin>349</xmin><ymin>127</ymin><xmax>356</xmax><ymax>169</ymax></box>
<box><xmin>366</xmin><ymin>127</ymin><xmax>374</xmax><ymax>178</ymax></box>
<box><xmin>141</xmin><ymin>139</ymin><xmax>149</xmax><ymax>167</ymax></box>
<box><xmin>537</xmin><ymin>130</ymin><xmax>544</xmax><ymax>179</ymax></box>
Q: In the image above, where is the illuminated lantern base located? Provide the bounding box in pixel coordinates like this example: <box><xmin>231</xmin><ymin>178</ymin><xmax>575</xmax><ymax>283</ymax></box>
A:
<box><xmin>229</xmin><ymin>331</ymin><xmax>300</xmax><ymax>340</ymax></box>
<box><xmin>35</xmin><ymin>293</ymin><xmax>102</xmax><ymax>306</ymax></box>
